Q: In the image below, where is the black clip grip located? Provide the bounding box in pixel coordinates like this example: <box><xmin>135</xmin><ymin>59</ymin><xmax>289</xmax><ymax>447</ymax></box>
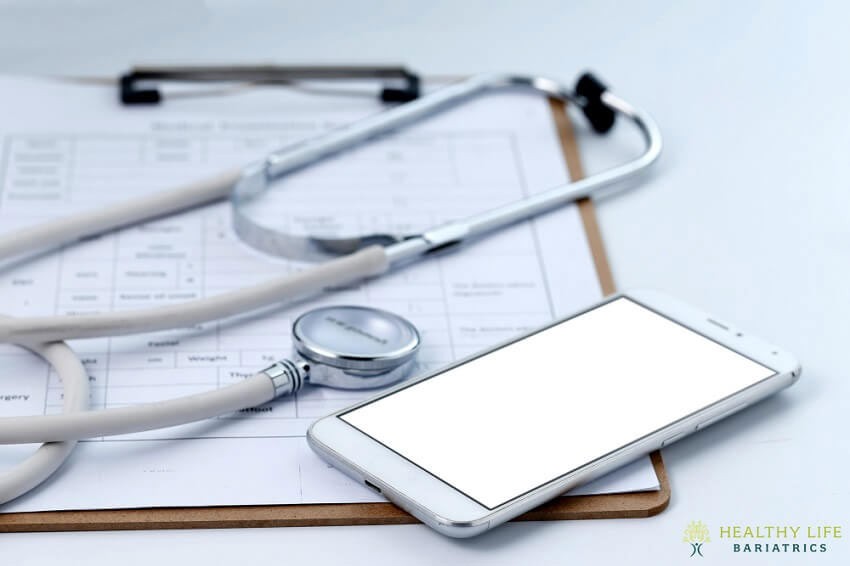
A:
<box><xmin>119</xmin><ymin>65</ymin><xmax>422</xmax><ymax>106</ymax></box>
<box><xmin>380</xmin><ymin>72</ymin><xmax>420</xmax><ymax>103</ymax></box>
<box><xmin>120</xmin><ymin>74</ymin><xmax>161</xmax><ymax>105</ymax></box>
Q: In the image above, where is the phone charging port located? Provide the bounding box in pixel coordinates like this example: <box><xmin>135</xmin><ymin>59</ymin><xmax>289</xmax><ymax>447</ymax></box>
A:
<box><xmin>364</xmin><ymin>479</ymin><xmax>382</xmax><ymax>494</ymax></box>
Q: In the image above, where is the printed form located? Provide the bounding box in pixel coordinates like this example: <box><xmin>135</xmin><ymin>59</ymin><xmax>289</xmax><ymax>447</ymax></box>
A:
<box><xmin>0</xmin><ymin>76</ymin><xmax>657</xmax><ymax>512</ymax></box>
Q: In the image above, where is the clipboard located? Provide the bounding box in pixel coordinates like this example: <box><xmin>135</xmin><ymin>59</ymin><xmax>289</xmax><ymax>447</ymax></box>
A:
<box><xmin>0</xmin><ymin>98</ymin><xmax>670</xmax><ymax>533</ymax></box>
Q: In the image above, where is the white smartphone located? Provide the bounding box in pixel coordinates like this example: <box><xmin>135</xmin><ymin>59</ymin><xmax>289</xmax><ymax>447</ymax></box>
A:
<box><xmin>307</xmin><ymin>289</ymin><xmax>801</xmax><ymax>537</ymax></box>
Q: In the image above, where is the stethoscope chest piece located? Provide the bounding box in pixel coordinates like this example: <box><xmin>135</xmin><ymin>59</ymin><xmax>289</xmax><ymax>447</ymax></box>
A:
<box><xmin>292</xmin><ymin>305</ymin><xmax>421</xmax><ymax>390</ymax></box>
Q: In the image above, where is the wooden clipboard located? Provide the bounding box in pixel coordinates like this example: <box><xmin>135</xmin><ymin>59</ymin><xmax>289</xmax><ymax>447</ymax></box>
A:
<box><xmin>0</xmin><ymin>99</ymin><xmax>670</xmax><ymax>533</ymax></box>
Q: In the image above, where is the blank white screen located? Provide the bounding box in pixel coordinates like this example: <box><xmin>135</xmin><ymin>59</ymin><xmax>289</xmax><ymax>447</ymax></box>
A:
<box><xmin>341</xmin><ymin>297</ymin><xmax>775</xmax><ymax>509</ymax></box>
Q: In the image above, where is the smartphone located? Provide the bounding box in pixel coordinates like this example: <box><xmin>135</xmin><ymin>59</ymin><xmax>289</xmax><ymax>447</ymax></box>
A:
<box><xmin>307</xmin><ymin>290</ymin><xmax>801</xmax><ymax>537</ymax></box>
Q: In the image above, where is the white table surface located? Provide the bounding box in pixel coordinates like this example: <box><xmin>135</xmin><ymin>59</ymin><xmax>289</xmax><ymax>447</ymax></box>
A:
<box><xmin>1</xmin><ymin>1</ymin><xmax>847</xmax><ymax>563</ymax></box>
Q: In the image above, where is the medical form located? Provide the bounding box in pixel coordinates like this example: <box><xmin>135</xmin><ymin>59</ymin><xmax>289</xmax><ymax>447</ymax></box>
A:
<box><xmin>0</xmin><ymin>76</ymin><xmax>658</xmax><ymax>512</ymax></box>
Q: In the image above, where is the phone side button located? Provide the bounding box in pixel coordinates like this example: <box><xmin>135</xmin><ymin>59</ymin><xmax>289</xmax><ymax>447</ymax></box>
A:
<box><xmin>661</xmin><ymin>428</ymin><xmax>694</xmax><ymax>447</ymax></box>
<box><xmin>697</xmin><ymin>405</ymin><xmax>743</xmax><ymax>430</ymax></box>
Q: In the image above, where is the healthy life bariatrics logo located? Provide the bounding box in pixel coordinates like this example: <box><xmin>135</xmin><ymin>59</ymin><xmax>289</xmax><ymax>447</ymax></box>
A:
<box><xmin>682</xmin><ymin>521</ymin><xmax>843</xmax><ymax>557</ymax></box>
<box><xmin>683</xmin><ymin>520</ymin><xmax>711</xmax><ymax>557</ymax></box>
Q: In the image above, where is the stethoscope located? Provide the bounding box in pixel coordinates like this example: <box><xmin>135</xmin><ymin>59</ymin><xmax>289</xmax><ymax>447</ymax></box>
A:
<box><xmin>0</xmin><ymin>72</ymin><xmax>661</xmax><ymax>504</ymax></box>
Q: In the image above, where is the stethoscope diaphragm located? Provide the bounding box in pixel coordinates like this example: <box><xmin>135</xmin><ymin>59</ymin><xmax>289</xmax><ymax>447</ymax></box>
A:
<box><xmin>292</xmin><ymin>305</ymin><xmax>421</xmax><ymax>390</ymax></box>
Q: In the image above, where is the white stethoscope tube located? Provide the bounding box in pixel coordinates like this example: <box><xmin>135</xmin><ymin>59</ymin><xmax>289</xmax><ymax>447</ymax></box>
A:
<box><xmin>0</xmin><ymin>246</ymin><xmax>389</xmax><ymax>343</ymax></box>
<box><xmin>0</xmin><ymin>72</ymin><xmax>661</xmax><ymax>504</ymax></box>
<box><xmin>0</xmin><ymin>334</ymin><xmax>87</xmax><ymax>504</ymax></box>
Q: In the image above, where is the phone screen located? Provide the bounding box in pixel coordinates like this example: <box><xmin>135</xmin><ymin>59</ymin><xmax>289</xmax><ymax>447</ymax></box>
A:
<box><xmin>340</xmin><ymin>297</ymin><xmax>776</xmax><ymax>509</ymax></box>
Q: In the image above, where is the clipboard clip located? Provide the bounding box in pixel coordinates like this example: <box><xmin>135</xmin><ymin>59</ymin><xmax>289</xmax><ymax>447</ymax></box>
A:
<box><xmin>119</xmin><ymin>65</ymin><xmax>421</xmax><ymax>105</ymax></box>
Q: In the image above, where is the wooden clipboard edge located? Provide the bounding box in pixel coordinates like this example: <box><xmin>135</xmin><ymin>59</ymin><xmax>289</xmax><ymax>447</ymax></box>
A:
<box><xmin>548</xmin><ymin>98</ymin><xmax>616</xmax><ymax>296</ymax></box>
<box><xmin>0</xmin><ymin>97</ymin><xmax>669</xmax><ymax>533</ymax></box>
<box><xmin>546</xmin><ymin>97</ymin><xmax>670</xmax><ymax>518</ymax></box>
<box><xmin>0</xmin><ymin>454</ymin><xmax>668</xmax><ymax>531</ymax></box>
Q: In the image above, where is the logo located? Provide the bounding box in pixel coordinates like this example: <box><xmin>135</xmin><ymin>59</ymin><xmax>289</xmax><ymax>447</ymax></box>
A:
<box><xmin>678</xmin><ymin>521</ymin><xmax>843</xmax><ymax>556</ymax></box>
<box><xmin>683</xmin><ymin>520</ymin><xmax>711</xmax><ymax>557</ymax></box>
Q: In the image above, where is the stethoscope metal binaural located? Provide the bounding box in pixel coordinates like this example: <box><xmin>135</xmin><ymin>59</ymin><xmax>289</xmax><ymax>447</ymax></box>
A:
<box><xmin>0</xmin><ymin>72</ymin><xmax>661</xmax><ymax>504</ymax></box>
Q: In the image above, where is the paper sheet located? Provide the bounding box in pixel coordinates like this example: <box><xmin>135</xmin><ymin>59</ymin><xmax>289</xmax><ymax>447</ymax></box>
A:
<box><xmin>0</xmin><ymin>76</ymin><xmax>658</xmax><ymax>512</ymax></box>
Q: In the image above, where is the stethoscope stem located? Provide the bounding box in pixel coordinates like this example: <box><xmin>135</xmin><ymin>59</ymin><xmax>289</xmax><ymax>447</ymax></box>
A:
<box><xmin>261</xmin><ymin>358</ymin><xmax>310</xmax><ymax>398</ymax></box>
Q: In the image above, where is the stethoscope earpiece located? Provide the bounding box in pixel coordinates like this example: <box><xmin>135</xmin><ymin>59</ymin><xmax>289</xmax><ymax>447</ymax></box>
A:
<box><xmin>575</xmin><ymin>72</ymin><xmax>617</xmax><ymax>134</ymax></box>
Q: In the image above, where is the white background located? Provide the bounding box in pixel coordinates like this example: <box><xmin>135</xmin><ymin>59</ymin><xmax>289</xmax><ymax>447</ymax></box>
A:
<box><xmin>0</xmin><ymin>1</ymin><xmax>847</xmax><ymax>563</ymax></box>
